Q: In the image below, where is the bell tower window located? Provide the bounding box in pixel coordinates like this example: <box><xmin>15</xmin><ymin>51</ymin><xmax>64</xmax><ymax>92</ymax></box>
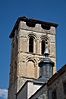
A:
<box><xmin>41</xmin><ymin>40</ymin><xmax>45</xmax><ymax>55</ymax></box>
<box><xmin>29</xmin><ymin>36</ymin><xmax>34</xmax><ymax>53</ymax></box>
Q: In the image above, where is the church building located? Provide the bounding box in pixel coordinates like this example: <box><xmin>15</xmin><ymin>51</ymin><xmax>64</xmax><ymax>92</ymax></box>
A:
<box><xmin>8</xmin><ymin>16</ymin><xmax>58</xmax><ymax>99</ymax></box>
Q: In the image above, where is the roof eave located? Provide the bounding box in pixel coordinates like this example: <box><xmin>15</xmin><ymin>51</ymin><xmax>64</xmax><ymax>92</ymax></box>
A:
<box><xmin>9</xmin><ymin>16</ymin><xmax>58</xmax><ymax>38</ymax></box>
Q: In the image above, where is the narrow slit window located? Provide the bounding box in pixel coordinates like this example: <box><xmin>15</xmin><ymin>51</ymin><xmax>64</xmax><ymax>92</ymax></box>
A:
<box><xmin>52</xmin><ymin>89</ymin><xmax>57</xmax><ymax>99</ymax></box>
<box><xmin>29</xmin><ymin>37</ymin><xmax>33</xmax><ymax>53</ymax></box>
<box><xmin>41</xmin><ymin>40</ymin><xmax>45</xmax><ymax>55</ymax></box>
<box><xmin>63</xmin><ymin>82</ymin><xmax>66</xmax><ymax>95</ymax></box>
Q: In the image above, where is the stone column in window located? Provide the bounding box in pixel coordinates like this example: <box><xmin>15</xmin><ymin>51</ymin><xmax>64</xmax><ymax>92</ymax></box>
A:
<box><xmin>36</xmin><ymin>39</ymin><xmax>41</xmax><ymax>54</ymax></box>
<box><xmin>39</xmin><ymin>40</ymin><xmax>41</xmax><ymax>55</ymax></box>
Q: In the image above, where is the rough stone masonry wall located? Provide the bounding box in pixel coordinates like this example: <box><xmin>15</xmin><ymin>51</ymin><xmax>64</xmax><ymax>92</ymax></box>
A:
<box><xmin>8</xmin><ymin>19</ymin><xmax>57</xmax><ymax>99</ymax></box>
<box><xmin>16</xmin><ymin>21</ymin><xmax>56</xmax><ymax>91</ymax></box>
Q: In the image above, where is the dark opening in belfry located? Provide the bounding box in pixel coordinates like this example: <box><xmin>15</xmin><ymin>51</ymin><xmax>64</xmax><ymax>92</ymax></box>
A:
<box><xmin>41</xmin><ymin>40</ymin><xmax>45</xmax><ymax>55</ymax></box>
<box><xmin>29</xmin><ymin>36</ymin><xmax>34</xmax><ymax>53</ymax></box>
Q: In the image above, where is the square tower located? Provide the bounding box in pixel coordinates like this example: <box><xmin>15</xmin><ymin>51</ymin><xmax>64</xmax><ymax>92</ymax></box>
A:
<box><xmin>8</xmin><ymin>16</ymin><xmax>58</xmax><ymax>99</ymax></box>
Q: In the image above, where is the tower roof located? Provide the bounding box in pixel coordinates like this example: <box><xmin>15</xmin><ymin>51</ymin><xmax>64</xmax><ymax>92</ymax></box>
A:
<box><xmin>9</xmin><ymin>16</ymin><xmax>58</xmax><ymax>38</ymax></box>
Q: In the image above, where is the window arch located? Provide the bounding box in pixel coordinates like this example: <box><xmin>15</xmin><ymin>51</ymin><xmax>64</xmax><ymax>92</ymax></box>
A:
<box><xmin>41</xmin><ymin>35</ymin><xmax>48</xmax><ymax>55</ymax></box>
<box><xmin>29</xmin><ymin>36</ymin><xmax>34</xmax><ymax>53</ymax></box>
<box><xmin>28</xmin><ymin>34</ymin><xmax>36</xmax><ymax>53</ymax></box>
<box><xmin>41</xmin><ymin>40</ymin><xmax>45</xmax><ymax>55</ymax></box>
<box><xmin>27</xmin><ymin>60</ymin><xmax>35</xmax><ymax>78</ymax></box>
<box><xmin>26</xmin><ymin>59</ymin><xmax>37</xmax><ymax>78</ymax></box>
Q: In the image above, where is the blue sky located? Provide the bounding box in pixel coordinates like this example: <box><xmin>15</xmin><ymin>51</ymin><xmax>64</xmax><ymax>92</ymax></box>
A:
<box><xmin>0</xmin><ymin>0</ymin><xmax>66</xmax><ymax>98</ymax></box>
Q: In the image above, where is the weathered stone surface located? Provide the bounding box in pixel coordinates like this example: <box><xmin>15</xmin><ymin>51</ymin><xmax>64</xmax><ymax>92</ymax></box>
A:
<box><xmin>9</xmin><ymin>18</ymin><xmax>57</xmax><ymax>99</ymax></box>
<box><xmin>19</xmin><ymin>21</ymin><xmax>51</xmax><ymax>33</ymax></box>
<box><xmin>48</xmin><ymin>34</ymin><xmax>55</xmax><ymax>43</ymax></box>
<box><xmin>50</xmin><ymin>43</ymin><xmax>56</xmax><ymax>57</ymax></box>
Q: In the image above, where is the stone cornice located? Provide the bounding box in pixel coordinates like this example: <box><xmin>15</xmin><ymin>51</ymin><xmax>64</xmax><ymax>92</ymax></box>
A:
<box><xmin>9</xmin><ymin>16</ymin><xmax>58</xmax><ymax>38</ymax></box>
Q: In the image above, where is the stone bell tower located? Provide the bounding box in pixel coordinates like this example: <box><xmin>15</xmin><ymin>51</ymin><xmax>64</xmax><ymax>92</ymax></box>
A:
<box><xmin>8</xmin><ymin>16</ymin><xmax>58</xmax><ymax>99</ymax></box>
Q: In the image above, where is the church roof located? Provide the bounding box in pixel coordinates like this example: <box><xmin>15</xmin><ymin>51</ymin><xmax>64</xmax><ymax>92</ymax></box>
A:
<box><xmin>9</xmin><ymin>16</ymin><xmax>58</xmax><ymax>38</ymax></box>
<box><xmin>16</xmin><ymin>79</ymin><xmax>44</xmax><ymax>96</ymax></box>
<box><xmin>47</xmin><ymin>64</ymin><xmax>66</xmax><ymax>86</ymax></box>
